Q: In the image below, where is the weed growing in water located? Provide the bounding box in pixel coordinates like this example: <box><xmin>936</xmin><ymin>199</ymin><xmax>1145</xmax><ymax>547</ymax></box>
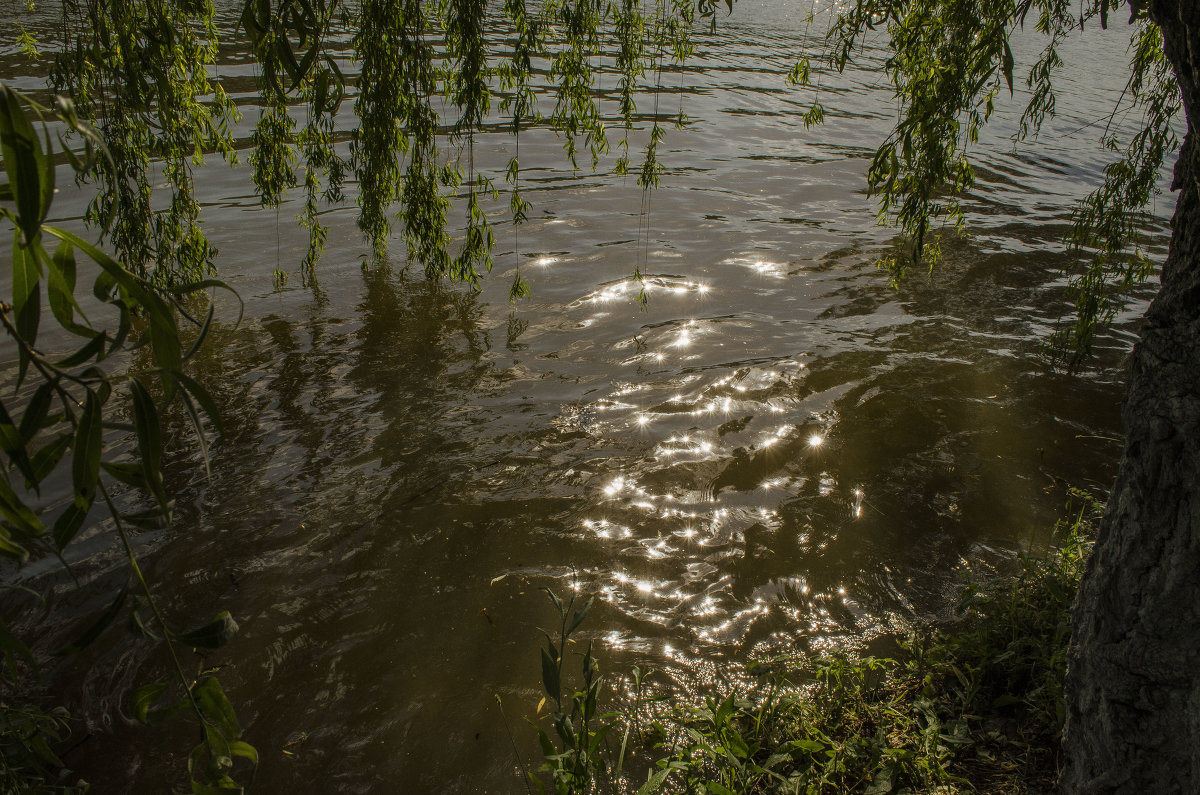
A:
<box><xmin>532</xmin><ymin>589</ymin><xmax>622</xmax><ymax>794</ymax></box>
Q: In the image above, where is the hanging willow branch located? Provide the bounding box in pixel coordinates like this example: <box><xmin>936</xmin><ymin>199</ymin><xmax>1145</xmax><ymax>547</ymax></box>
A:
<box><xmin>45</xmin><ymin>0</ymin><xmax>715</xmax><ymax>288</ymax></box>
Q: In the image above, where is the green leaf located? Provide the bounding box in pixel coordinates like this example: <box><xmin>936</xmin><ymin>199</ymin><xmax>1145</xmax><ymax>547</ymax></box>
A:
<box><xmin>636</xmin><ymin>767</ymin><xmax>671</xmax><ymax>795</ymax></box>
<box><xmin>0</xmin><ymin>400</ymin><xmax>37</xmax><ymax>486</ymax></box>
<box><xmin>183</xmin><ymin>302</ymin><xmax>215</xmax><ymax>361</ymax></box>
<box><xmin>172</xmin><ymin>611</ymin><xmax>239</xmax><ymax>649</ymax></box>
<box><xmin>45</xmin><ymin>239</ymin><xmax>93</xmax><ymax>337</ymax></box>
<box><xmin>0</xmin><ymin>471</ymin><xmax>45</xmax><ymax>539</ymax></box>
<box><xmin>541</xmin><ymin>646</ymin><xmax>560</xmax><ymax>702</ymax></box>
<box><xmin>43</xmin><ymin>226</ymin><xmax>182</xmax><ymax>396</ymax></box>
<box><xmin>36</xmin><ymin>109</ymin><xmax>55</xmax><ymax>223</ymax></box>
<box><xmin>27</xmin><ymin>432</ymin><xmax>72</xmax><ymax>487</ymax></box>
<box><xmin>56</xmin><ymin>584</ymin><xmax>128</xmax><ymax>655</ymax></box>
<box><xmin>192</xmin><ymin>677</ymin><xmax>241</xmax><ymax>740</ymax></box>
<box><xmin>176</xmin><ymin>386</ymin><xmax>212</xmax><ymax>480</ymax></box>
<box><xmin>723</xmin><ymin>730</ymin><xmax>750</xmax><ymax>760</ymax></box>
<box><xmin>567</xmin><ymin>597</ymin><xmax>593</xmax><ymax>635</ymax></box>
<box><xmin>11</xmin><ymin>238</ymin><xmax>41</xmax><ymax>387</ymax></box>
<box><xmin>71</xmin><ymin>389</ymin><xmax>102</xmax><ymax>510</ymax></box>
<box><xmin>228</xmin><ymin>741</ymin><xmax>258</xmax><ymax>765</ymax></box>
<box><xmin>787</xmin><ymin>738</ymin><xmax>827</xmax><ymax>755</ymax></box>
<box><xmin>101</xmin><ymin>461</ymin><xmax>149</xmax><ymax>489</ymax></box>
<box><xmin>52</xmin><ymin>497</ymin><xmax>92</xmax><ymax>550</ymax></box>
<box><xmin>19</xmin><ymin>381</ymin><xmax>54</xmax><ymax>442</ymax></box>
<box><xmin>172</xmin><ymin>371</ymin><xmax>226</xmax><ymax>436</ymax></box>
<box><xmin>0</xmin><ymin>528</ymin><xmax>29</xmax><ymax>560</ymax></box>
<box><xmin>0</xmin><ymin>83</ymin><xmax>46</xmax><ymax>244</ymax></box>
<box><xmin>1001</xmin><ymin>39</ymin><xmax>1015</xmax><ymax>95</ymax></box>
<box><xmin>56</xmin><ymin>331</ymin><xmax>108</xmax><ymax>368</ymax></box>
<box><xmin>129</xmin><ymin>378</ymin><xmax>167</xmax><ymax>512</ymax></box>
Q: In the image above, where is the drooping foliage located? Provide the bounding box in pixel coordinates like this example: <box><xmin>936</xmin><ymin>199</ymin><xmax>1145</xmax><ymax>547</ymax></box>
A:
<box><xmin>52</xmin><ymin>0</ymin><xmax>239</xmax><ymax>285</ymax></box>
<box><xmin>46</xmin><ymin>0</ymin><xmax>705</xmax><ymax>295</ymax></box>
<box><xmin>40</xmin><ymin>0</ymin><xmax>1180</xmax><ymax>349</ymax></box>
<box><xmin>792</xmin><ymin>0</ymin><xmax>1180</xmax><ymax>357</ymax></box>
<box><xmin>0</xmin><ymin>85</ymin><xmax>252</xmax><ymax>792</ymax></box>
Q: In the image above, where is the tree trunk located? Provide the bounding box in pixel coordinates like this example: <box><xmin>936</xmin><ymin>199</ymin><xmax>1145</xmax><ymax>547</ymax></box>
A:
<box><xmin>1062</xmin><ymin>0</ymin><xmax>1200</xmax><ymax>790</ymax></box>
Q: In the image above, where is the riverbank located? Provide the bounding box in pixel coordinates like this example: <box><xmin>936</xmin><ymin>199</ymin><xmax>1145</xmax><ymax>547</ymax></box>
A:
<box><xmin>536</xmin><ymin>490</ymin><xmax>1098</xmax><ymax>794</ymax></box>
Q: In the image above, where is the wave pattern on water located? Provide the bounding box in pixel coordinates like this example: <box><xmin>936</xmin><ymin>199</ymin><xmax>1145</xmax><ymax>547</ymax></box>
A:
<box><xmin>0</xmin><ymin>2</ymin><xmax>1175</xmax><ymax>791</ymax></box>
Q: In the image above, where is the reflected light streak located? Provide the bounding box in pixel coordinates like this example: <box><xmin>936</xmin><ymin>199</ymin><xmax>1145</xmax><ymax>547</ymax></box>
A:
<box><xmin>808</xmin><ymin>433</ymin><xmax>824</xmax><ymax>447</ymax></box>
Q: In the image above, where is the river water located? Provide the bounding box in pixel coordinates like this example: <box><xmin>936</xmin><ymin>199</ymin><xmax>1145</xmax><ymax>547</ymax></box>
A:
<box><xmin>0</xmin><ymin>2</ymin><xmax>1175</xmax><ymax>791</ymax></box>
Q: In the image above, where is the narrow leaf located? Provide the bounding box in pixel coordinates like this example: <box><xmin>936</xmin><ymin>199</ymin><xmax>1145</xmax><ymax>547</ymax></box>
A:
<box><xmin>71</xmin><ymin>389</ymin><xmax>102</xmax><ymax>510</ymax></box>
<box><xmin>27</xmin><ymin>432</ymin><xmax>72</xmax><ymax>487</ymax></box>
<box><xmin>19</xmin><ymin>382</ymin><xmax>54</xmax><ymax>442</ymax></box>
<box><xmin>0</xmin><ymin>400</ymin><xmax>37</xmax><ymax>486</ymax></box>
<box><xmin>52</xmin><ymin>497</ymin><xmax>92</xmax><ymax>550</ymax></box>
<box><xmin>56</xmin><ymin>584</ymin><xmax>128</xmax><ymax>655</ymax></box>
<box><xmin>172</xmin><ymin>611</ymin><xmax>239</xmax><ymax>649</ymax></box>
<box><xmin>129</xmin><ymin>379</ymin><xmax>167</xmax><ymax>512</ymax></box>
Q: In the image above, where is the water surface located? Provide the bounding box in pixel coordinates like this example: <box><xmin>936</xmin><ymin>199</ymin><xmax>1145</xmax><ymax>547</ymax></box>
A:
<box><xmin>0</xmin><ymin>4</ymin><xmax>1172</xmax><ymax>791</ymax></box>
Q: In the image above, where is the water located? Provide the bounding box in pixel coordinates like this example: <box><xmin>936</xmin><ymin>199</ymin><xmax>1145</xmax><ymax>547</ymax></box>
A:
<box><xmin>0</xmin><ymin>4</ymin><xmax>1173</xmax><ymax>791</ymax></box>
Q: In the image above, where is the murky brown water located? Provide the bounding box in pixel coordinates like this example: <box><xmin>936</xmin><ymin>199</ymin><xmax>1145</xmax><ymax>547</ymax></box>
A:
<box><xmin>1</xmin><ymin>3</ymin><xmax>1174</xmax><ymax>791</ymax></box>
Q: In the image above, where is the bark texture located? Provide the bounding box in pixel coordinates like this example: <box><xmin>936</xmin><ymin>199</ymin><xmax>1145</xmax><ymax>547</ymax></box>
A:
<box><xmin>1062</xmin><ymin>0</ymin><xmax>1200</xmax><ymax>790</ymax></box>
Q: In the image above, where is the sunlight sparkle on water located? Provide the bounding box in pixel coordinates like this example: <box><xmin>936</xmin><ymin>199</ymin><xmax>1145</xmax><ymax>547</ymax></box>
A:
<box><xmin>808</xmin><ymin>433</ymin><xmax>824</xmax><ymax>447</ymax></box>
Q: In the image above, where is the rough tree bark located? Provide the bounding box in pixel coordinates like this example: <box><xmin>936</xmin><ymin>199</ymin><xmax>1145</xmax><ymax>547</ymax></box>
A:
<box><xmin>1062</xmin><ymin>0</ymin><xmax>1200</xmax><ymax>790</ymax></box>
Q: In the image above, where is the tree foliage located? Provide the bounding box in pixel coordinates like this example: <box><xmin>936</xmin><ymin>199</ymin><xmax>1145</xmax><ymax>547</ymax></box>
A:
<box><xmin>46</xmin><ymin>0</ymin><xmax>705</xmax><ymax>294</ymax></box>
<box><xmin>0</xmin><ymin>84</ymin><xmax>253</xmax><ymax>792</ymax></box>
<box><xmin>38</xmin><ymin>0</ymin><xmax>1180</xmax><ymax>349</ymax></box>
<box><xmin>796</xmin><ymin>0</ymin><xmax>1180</xmax><ymax>357</ymax></box>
